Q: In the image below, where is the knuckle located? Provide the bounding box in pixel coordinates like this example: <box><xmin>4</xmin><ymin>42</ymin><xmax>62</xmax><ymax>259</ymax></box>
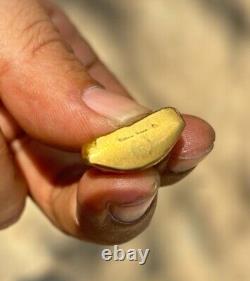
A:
<box><xmin>3</xmin><ymin>1</ymin><xmax>61</xmax><ymax>58</ymax></box>
<box><xmin>19</xmin><ymin>17</ymin><xmax>87</xmax><ymax>77</ymax></box>
<box><xmin>21</xmin><ymin>18</ymin><xmax>62</xmax><ymax>59</ymax></box>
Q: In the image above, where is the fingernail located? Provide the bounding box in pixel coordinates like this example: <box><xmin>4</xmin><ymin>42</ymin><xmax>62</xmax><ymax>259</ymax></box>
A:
<box><xmin>82</xmin><ymin>87</ymin><xmax>151</xmax><ymax>126</ymax></box>
<box><xmin>169</xmin><ymin>144</ymin><xmax>214</xmax><ymax>173</ymax></box>
<box><xmin>109</xmin><ymin>181</ymin><xmax>159</xmax><ymax>224</ymax></box>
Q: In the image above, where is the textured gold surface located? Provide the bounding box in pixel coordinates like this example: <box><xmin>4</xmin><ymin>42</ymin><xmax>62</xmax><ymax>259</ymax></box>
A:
<box><xmin>82</xmin><ymin>107</ymin><xmax>185</xmax><ymax>171</ymax></box>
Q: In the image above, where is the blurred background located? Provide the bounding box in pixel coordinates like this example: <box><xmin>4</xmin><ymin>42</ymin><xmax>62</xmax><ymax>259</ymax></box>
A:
<box><xmin>1</xmin><ymin>0</ymin><xmax>250</xmax><ymax>280</ymax></box>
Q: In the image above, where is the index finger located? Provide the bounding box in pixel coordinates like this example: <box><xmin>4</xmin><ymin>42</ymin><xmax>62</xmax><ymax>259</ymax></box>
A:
<box><xmin>0</xmin><ymin>0</ymin><xmax>149</xmax><ymax>150</ymax></box>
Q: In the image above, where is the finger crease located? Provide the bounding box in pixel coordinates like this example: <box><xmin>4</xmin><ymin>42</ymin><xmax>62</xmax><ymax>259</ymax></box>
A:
<box><xmin>22</xmin><ymin>18</ymin><xmax>52</xmax><ymax>34</ymax></box>
<box><xmin>31</xmin><ymin>37</ymin><xmax>64</xmax><ymax>57</ymax></box>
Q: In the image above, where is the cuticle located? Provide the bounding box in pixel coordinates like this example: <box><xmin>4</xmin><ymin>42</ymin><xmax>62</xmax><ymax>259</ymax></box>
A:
<box><xmin>119</xmin><ymin>192</ymin><xmax>156</xmax><ymax>208</ymax></box>
<box><xmin>178</xmin><ymin>146</ymin><xmax>213</xmax><ymax>161</ymax></box>
<box><xmin>85</xmin><ymin>83</ymin><xmax>105</xmax><ymax>92</ymax></box>
<box><xmin>108</xmin><ymin>194</ymin><xmax>157</xmax><ymax>225</ymax></box>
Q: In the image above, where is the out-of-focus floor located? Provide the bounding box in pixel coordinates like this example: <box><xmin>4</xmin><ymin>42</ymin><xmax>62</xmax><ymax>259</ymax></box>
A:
<box><xmin>1</xmin><ymin>0</ymin><xmax>250</xmax><ymax>280</ymax></box>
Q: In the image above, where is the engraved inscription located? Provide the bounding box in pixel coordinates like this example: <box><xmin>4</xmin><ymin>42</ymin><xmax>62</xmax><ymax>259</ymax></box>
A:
<box><xmin>151</xmin><ymin>123</ymin><xmax>159</xmax><ymax>128</ymax></box>
<box><xmin>135</xmin><ymin>128</ymin><xmax>148</xmax><ymax>134</ymax></box>
<box><xmin>118</xmin><ymin>135</ymin><xmax>134</xmax><ymax>141</ymax></box>
<box><xmin>117</xmin><ymin>123</ymin><xmax>159</xmax><ymax>142</ymax></box>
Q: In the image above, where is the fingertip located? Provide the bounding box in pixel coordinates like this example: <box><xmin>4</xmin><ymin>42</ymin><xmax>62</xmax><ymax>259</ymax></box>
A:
<box><xmin>77</xmin><ymin>168</ymin><xmax>159</xmax><ymax>212</ymax></box>
<box><xmin>75</xmin><ymin>168</ymin><xmax>159</xmax><ymax>244</ymax></box>
<box><xmin>167</xmin><ymin>114</ymin><xmax>215</xmax><ymax>173</ymax></box>
<box><xmin>180</xmin><ymin>114</ymin><xmax>215</xmax><ymax>156</ymax></box>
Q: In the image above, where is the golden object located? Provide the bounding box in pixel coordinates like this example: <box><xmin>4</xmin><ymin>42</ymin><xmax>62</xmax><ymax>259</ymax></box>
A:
<box><xmin>82</xmin><ymin>107</ymin><xmax>185</xmax><ymax>171</ymax></box>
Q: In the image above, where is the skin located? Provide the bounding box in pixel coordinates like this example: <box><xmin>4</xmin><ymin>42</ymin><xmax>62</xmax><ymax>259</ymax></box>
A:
<box><xmin>0</xmin><ymin>0</ymin><xmax>215</xmax><ymax>244</ymax></box>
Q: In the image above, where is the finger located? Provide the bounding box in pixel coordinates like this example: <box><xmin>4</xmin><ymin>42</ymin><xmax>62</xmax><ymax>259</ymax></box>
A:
<box><xmin>0</xmin><ymin>0</ymin><xmax>149</xmax><ymax>150</ymax></box>
<box><xmin>158</xmin><ymin>114</ymin><xmax>215</xmax><ymax>186</ymax></box>
<box><xmin>41</xmin><ymin>0</ymin><xmax>128</xmax><ymax>96</ymax></box>
<box><xmin>0</xmin><ymin>130</ymin><xmax>27</xmax><ymax>229</ymax></box>
<box><xmin>0</xmin><ymin>0</ymin><xmax>128</xmax><ymax>143</ymax></box>
<box><xmin>76</xmin><ymin>169</ymin><xmax>159</xmax><ymax>244</ymax></box>
<box><xmin>11</xmin><ymin>138</ymin><xmax>160</xmax><ymax>244</ymax></box>
<box><xmin>167</xmin><ymin>115</ymin><xmax>215</xmax><ymax>172</ymax></box>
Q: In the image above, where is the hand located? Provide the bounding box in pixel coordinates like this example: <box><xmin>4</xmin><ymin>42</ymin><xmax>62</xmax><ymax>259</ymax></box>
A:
<box><xmin>0</xmin><ymin>0</ymin><xmax>215</xmax><ymax>244</ymax></box>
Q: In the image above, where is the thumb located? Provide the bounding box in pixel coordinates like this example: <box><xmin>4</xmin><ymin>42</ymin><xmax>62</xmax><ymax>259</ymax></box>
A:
<box><xmin>0</xmin><ymin>0</ymin><xmax>149</xmax><ymax>149</ymax></box>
